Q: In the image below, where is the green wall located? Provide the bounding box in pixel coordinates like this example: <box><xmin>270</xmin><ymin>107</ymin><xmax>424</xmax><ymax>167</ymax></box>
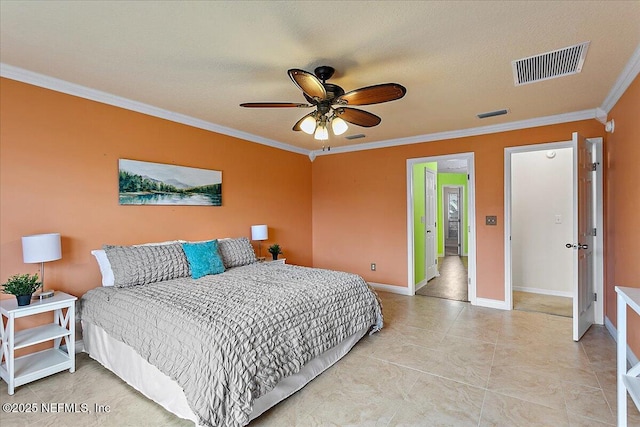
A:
<box><xmin>413</xmin><ymin>162</ymin><xmax>437</xmax><ymax>285</ymax></box>
<box><xmin>437</xmin><ymin>173</ymin><xmax>468</xmax><ymax>256</ymax></box>
<box><xmin>413</xmin><ymin>167</ymin><xmax>468</xmax><ymax>285</ymax></box>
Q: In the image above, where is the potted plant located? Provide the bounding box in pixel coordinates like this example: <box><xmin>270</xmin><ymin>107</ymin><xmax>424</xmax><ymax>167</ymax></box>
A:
<box><xmin>2</xmin><ymin>273</ymin><xmax>41</xmax><ymax>306</ymax></box>
<box><xmin>268</xmin><ymin>243</ymin><xmax>283</xmax><ymax>260</ymax></box>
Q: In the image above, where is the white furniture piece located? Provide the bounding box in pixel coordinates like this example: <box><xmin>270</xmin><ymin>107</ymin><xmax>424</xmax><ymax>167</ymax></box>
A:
<box><xmin>616</xmin><ymin>286</ymin><xmax>640</xmax><ymax>426</ymax></box>
<box><xmin>264</xmin><ymin>258</ymin><xmax>286</xmax><ymax>265</ymax></box>
<box><xmin>0</xmin><ymin>291</ymin><xmax>76</xmax><ymax>395</ymax></box>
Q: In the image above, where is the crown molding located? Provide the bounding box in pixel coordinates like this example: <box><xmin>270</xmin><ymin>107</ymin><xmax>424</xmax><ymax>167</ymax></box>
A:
<box><xmin>0</xmin><ymin>63</ymin><xmax>308</xmax><ymax>156</ymax></box>
<box><xmin>600</xmin><ymin>42</ymin><xmax>640</xmax><ymax>113</ymax></box>
<box><xmin>1</xmin><ymin>62</ymin><xmax>608</xmax><ymax>160</ymax></box>
<box><xmin>312</xmin><ymin>109</ymin><xmax>597</xmax><ymax>157</ymax></box>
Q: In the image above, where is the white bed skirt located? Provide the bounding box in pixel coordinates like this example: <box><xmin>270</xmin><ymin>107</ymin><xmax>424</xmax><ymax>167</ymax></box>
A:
<box><xmin>82</xmin><ymin>320</ymin><xmax>368</xmax><ymax>426</ymax></box>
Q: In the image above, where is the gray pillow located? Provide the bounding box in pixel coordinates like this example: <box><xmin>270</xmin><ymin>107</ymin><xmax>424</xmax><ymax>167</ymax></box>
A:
<box><xmin>217</xmin><ymin>237</ymin><xmax>257</xmax><ymax>268</ymax></box>
<box><xmin>103</xmin><ymin>243</ymin><xmax>190</xmax><ymax>287</ymax></box>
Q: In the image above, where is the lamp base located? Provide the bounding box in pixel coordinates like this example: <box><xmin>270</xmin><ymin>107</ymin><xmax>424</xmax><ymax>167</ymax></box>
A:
<box><xmin>32</xmin><ymin>290</ymin><xmax>55</xmax><ymax>300</ymax></box>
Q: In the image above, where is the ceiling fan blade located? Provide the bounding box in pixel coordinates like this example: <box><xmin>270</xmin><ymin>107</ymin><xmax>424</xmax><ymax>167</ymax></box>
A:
<box><xmin>288</xmin><ymin>69</ymin><xmax>327</xmax><ymax>100</ymax></box>
<box><xmin>292</xmin><ymin>112</ymin><xmax>316</xmax><ymax>131</ymax></box>
<box><xmin>336</xmin><ymin>83</ymin><xmax>406</xmax><ymax>106</ymax></box>
<box><xmin>336</xmin><ymin>107</ymin><xmax>381</xmax><ymax>127</ymax></box>
<box><xmin>240</xmin><ymin>102</ymin><xmax>312</xmax><ymax>108</ymax></box>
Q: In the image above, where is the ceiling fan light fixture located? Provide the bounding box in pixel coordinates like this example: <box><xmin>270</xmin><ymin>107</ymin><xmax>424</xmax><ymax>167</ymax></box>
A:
<box><xmin>300</xmin><ymin>115</ymin><xmax>317</xmax><ymax>134</ymax></box>
<box><xmin>240</xmin><ymin>65</ymin><xmax>406</xmax><ymax>141</ymax></box>
<box><xmin>331</xmin><ymin>117</ymin><xmax>348</xmax><ymax>135</ymax></box>
<box><xmin>314</xmin><ymin>124</ymin><xmax>329</xmax><ymax>141</ymax></box>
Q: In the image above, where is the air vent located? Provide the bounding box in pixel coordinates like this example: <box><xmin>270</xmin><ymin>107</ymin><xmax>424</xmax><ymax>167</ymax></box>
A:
<box><xmin>477</xmin><ymin>109</ymin><xmax>508</xmax><ymax>119</ymax></box>
<box><xmin>512</xmin><ymin>41</ymin><xmax>590</xmax><ymax>86</ymax></box>
<box><xmin>345</xmin><ymin>134</ymin><xmax>366</xmax><ymax>140</ymax></box>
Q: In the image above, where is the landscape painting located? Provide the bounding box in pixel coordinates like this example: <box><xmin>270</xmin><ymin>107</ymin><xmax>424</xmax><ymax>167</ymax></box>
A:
<box><xmin>119</xmin><ymin>159</ymin><xmax>222</xmax><ymax>206</ymax></box>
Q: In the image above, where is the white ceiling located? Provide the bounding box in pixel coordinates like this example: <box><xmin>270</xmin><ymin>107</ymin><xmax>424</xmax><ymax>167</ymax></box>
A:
<box><xmin>1</xmin><ymin>1</ymin><xmax>639</xmax><ymax>154</ymax></box>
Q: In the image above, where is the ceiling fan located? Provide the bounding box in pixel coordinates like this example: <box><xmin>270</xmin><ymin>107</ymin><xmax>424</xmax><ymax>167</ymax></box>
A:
<box><xmin>240</xmin><ymin>66</ymin><xmax>406</xmax><ymax>145</ymax></box>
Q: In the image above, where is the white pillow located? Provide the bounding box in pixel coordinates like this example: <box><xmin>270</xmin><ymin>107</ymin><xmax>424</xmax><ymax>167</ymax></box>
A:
<box><xmin>91</xmin><ymin>249</ymin><xmax>115</xmax><ymax>286</ymax></box>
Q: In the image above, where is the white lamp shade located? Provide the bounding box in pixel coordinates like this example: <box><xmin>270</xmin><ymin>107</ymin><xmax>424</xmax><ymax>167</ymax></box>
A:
<box><xmin>314</xmin><ymin>125</ymin><xmax>329</xmax><ymax>141</ymax></box>
<box><xmin>251</xmin><ymin>225</ymin><xmax>268</xmax><ymax>241</ymax></box>
<box><xmin>331</xmin><ymin>117</ymin><xmax>348</xmax><ymax>135</ymax></box>
<box><xmin>300</xmin><ymin>116</ymin><xmax>317</xmax><ymax>135</ymax></box>
<box><xmin>22</xmin><ymin>233</ymin><xmax>62</xmax><ymax>263</ymax></box>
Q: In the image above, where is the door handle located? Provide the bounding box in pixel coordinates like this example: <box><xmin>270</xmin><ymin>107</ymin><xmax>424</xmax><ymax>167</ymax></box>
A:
<box><xmin>566</xmin><ymin>243</ymin><xmax>589</xmax><ymax>250</ymax></box>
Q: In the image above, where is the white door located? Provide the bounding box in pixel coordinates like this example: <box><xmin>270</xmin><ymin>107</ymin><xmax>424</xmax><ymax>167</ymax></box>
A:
<box><xmin>425</xmin><ymin>168</ymin><xmax>438</xmax><ymax>281</ymax></box>
<box><xmin>571</xmin><ymin>132</ymin><xmax>595</xmax><ymax>341</ymax></box>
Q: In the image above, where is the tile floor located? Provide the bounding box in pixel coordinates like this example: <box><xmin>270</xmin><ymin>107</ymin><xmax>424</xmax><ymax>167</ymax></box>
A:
<box><xmin>1</xmin><ymin>291</ymin><xmax>638</xmax><ymax>426</ymax></box>
<box><xmin>513</xmin><ymin>290</ymin><xmax>574</xmax><ymax>318</ymax></box>
<box><xmin>415</xmin><ymin>256</ymin><xmax>468</xmax><ymax>302</ymax></box>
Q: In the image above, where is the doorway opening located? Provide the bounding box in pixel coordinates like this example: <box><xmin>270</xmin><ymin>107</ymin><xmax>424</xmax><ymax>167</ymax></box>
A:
<box><xmin>443</xmin><ymin>186</ymin><xmax>463</xmax><ymax>256</ymax></box>
<box><xmin>407</xmin><ymin>153</ymin><xmax>476</xmax><ymax>304</ymax></box>
<box><xmin>504</xmin><ymin>135</ymin><xmax>604</xmax><ymax>341</ymax></box>
<box><xmin>509</xmin><ymin>146</ymin><xmax>574</xmax><ymax>318</ymax></box>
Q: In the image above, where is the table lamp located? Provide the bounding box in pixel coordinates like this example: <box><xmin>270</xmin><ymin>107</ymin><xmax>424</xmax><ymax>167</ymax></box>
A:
<box><xmin>22</xmin><ymin>232</ymin><xmax>61</xmax><ymax>299</ymax></box>
<box><xmin>251</xmin><ymin>225</ymin><xmax>268</xmax><ymax>259</ymax></box>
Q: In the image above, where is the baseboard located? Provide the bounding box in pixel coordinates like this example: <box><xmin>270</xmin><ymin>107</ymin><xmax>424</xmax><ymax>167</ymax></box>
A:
<box><xmin>604</xmin><ymin>316</ymin><xmax>640</xmax><ymax>367</ymax></box>
<box><xmin>368</xmin><ymin>282</ymin><xmax>413</xmax><ymax>296</ymax></box>
<box><xmin>414</xmin><ymin>279</ymin><xmax>428</xmax><ymax>292</ymax></box>
<box><xmin>513</xmin><ymin>286</ymin><xmax>572</xmax><ymax>298</ymax></box>
<box><xmin>475</xmin><ymin>297</ymin><xmax>510</xmax><ymax>311</ymax></box>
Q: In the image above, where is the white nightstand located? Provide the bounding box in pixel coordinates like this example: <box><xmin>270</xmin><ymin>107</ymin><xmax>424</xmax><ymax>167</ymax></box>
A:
<box><xmin>0</xmin><ymin>291</ymin><xmax>77</xmax><ymax>395</ymax></box>
<box><xmin>616</xmin><ymin>286</ymin><xmax>640</xmax><ymax>426</ymax></box>
<box><xmin>263</xmin><ymin>258</ymin><xmax>286</xmax><ymax>265</ymax></box>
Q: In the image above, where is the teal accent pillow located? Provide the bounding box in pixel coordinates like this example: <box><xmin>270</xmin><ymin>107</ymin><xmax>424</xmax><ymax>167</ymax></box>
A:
<box><xmin>181</xmin><ymin>240</ymin><xmax>225</xmax><ymax>279</ymax></box>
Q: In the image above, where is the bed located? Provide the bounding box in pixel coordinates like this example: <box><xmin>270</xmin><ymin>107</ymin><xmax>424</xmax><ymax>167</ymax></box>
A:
<box><xmin>79</xmin><ymin>237</ymin><xmax>383</xmax><ymax>427</ymax></box>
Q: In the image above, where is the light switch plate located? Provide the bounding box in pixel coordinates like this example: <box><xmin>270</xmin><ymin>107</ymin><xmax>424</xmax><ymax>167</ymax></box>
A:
<box><xmin>486</xmin><ymin>215</ymin><xmax>497</xmax><ymax>225</ymax></box>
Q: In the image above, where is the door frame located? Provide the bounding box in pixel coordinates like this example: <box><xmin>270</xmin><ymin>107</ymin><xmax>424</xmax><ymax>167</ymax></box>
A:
<box><xmin>503</xmin><ymin>139</ymin><xmax>604</xmax><ymax>325</ymax></box>
<box><xmin>406</xmin><ymin>152</ymin><xmax>476</xmax><ymax>303</ymax></box>
<box><xmin>442</xmin><ymin>185</ymin><xmax>465</xmax><ymax>256</ymax></box>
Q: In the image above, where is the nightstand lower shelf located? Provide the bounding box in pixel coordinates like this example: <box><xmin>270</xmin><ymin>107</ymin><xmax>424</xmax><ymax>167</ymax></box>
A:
<box><xmin>1</xmin><ymin>348</ymin><xmax>73</xmax><ymax>389</ymax></box>
<box><xmin>14</xmin><ymin>323</ymin><xmax>71</xmax><ymax>350</ymax></box>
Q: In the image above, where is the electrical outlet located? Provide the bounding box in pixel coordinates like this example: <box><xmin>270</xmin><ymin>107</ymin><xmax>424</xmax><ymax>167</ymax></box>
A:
<box><xmin>370</xmin><ymin>263</ymin><xmax>376</xmax><ymax>271</ymax></box>
<box><xmin>486</xmin><ymin>215</ymin><xmax>497</xmax><ymax>226</ymax></box>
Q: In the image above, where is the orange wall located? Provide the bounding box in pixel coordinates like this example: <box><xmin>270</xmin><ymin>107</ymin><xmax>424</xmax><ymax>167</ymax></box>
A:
<box><xmin>3</xmin><ymin>75</ymin><xmax>637</xmax><ymax>357</ymax></box>
<box><xmin>0</xmin><ymin>78</ymin><xmax>313</xmax><ymax>301</ymax></box>
<box><xmin>312</xmin><ymin>120</ymin><xmax>605</xmax><ymax>301</ymax></box>
<box><xmin>605</xmin><ymin>75</ymin><xmax>640</xmax><ymax>354</ymax></box>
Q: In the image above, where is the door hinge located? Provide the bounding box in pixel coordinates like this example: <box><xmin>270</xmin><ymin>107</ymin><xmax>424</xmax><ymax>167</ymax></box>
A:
<box><xmin>594</xmin><ymin>292</ymin><xmax>597</xmax><ymax>302</ymax></box>
<box><xmin>592</xmin><ymin>228</ymin><xmax>597</xmax><ymax>236</ymax></box>
<box><xmin>591</xmin><ymin>162</ymin><xmax>598</xmax><ymax>171</ymax></box>
<box><xmin>467</xmin><ymin>174</ymin><xmax>470</xmax><ymax>180</ymax></box>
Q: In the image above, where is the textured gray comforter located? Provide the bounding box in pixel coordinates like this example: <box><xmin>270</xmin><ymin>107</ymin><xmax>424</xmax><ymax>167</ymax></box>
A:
<box><xmin>79</xmin><ymin>262</ymin><xmax>383</xmax><ymax>427</ymax></box>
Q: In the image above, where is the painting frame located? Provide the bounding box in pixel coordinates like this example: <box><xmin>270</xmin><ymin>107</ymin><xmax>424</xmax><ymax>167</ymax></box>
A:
<box><xmin>118</xmin><ymin>159</ymin><xmax>222</xmax><ymax>206</ymax></box>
